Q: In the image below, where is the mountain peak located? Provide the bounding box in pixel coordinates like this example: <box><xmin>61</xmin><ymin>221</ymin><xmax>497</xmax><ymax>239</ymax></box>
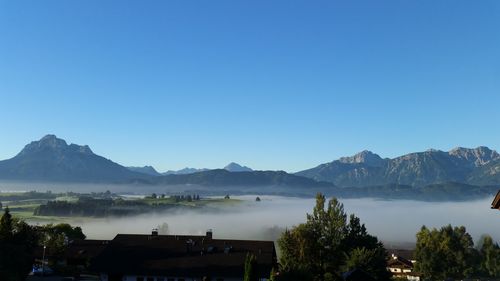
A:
<box><xmin>18</xmin><ymin>135</ymin><xmax>96</xmax><ymax>157</ymax></box>
<box><xmin>224</xmin><ymin>162</ymin><xmax>253</xmax><ymax>172</ymax></box>
<box><xmin>39</xmin><ymin>134</ymin><xmax>68</xmax><ymax>147</ymax></box>
<box><xmin>1</xmin><ymin>135</ymin><xmax>141</xmax><ymax>182</ymax></box>
<box><xmin>127</xmin><ymin>165</ymin><xmax>160</xmax><ymax>176</ymax></box>
<box><xmin>338</xmin><ymin>150</ymin><xmax>385</xmax><ymax>167</ymax></box>
<box><xmin>448</xmin><ymin>146</ymin><xmax>499</xmax><ymax>166</ymax></box>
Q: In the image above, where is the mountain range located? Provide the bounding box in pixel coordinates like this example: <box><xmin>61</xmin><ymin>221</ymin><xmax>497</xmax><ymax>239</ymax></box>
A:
<box><xmin>0</xmin><ymin>135</ymin><xmax>322</xmax><ymax>189</ymax></box>
<box><xmin>0</xmin><ymin>135</ymin><xmax>499</xmax><ymax>199</ymax></box>
<box><xmin>295</xmin><ymin>147</ymin><xmax>500</xmax><ymax>187</ymax></box>
<box><xmin>133</xmin><ymin>162</ymin><xmax>253</xmax><ymax>176</ymax></box>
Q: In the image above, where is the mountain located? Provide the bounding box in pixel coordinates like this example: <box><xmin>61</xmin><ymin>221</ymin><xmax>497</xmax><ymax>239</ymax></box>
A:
<box><xmin>127</xmin><ymin>166</ymin><xmax>161</xmax><ymax>176</ymax></box>
<box><xmin>338</xmin><ymin>150</ymin><xmax>387</xmax><ymax>167</ymax></box>
<box><xmin>162</xmin><ymin>167</ymin><xmax>210</xmax><ymax>175</ymax></box>
<box><xmin>296</xmin><ymin>147</ymin><xmax>500</xmax><ymax>187</ymax></box>
<box><xmin>0</xmin><ymin>135</ymin><xmax>145</xmax><ymax>182</ymax></box>
<box><xmin>224</xmin><ymin>162</ymin><xmax>253</xmax><ymax>172</ymax></box>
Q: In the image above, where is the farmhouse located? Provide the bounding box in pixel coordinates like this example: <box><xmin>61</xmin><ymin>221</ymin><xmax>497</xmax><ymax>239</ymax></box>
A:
<box><xmin>91</xmin><ymin>230</ymin><xmax>277</xmax><ymax>281</ymax></box>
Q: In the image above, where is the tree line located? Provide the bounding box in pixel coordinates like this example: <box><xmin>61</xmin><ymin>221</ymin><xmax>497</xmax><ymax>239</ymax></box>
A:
<box><xmin>34</xmin><ymin>196</ymin><xmax>178</xmax><ymax>217</ymax></box>
<box><xmin>414</xmin><ymin>225</ymin><xmax>500</xmax><ymax>280</ymax></box>
<box><xmin>273</xmin><ymin>193</ymin><xmax>500</xmax><ymax>281</ymax></box>
<box><xmin>0</xmin><ymin>207</ymin><xmax>85</xmax><ymax>281</ymax></box>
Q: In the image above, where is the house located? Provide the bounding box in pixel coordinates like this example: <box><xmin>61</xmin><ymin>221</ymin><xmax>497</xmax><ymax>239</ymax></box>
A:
<box><xmin>387</xmin><ymin>253</ymin><xmax>420</xmax><ymax>281</ymax></box>
<box><xmin>491</xmin><ymin>190</ymin><xmax>500</xmax><ymax>210</ymax></box>
<box><xmin>91</xmin><ymin>230</ymin><xmax>277</xmax><ymax>281</ymax></box>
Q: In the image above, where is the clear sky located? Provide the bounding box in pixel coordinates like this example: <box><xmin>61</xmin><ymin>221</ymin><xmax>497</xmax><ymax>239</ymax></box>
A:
<box><xmin>0</xmin><ymin>0</ymin><xmax>499</xmax><ymax>173</ymax></box>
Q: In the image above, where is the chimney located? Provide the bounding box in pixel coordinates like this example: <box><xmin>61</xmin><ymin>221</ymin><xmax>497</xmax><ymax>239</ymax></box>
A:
<box><xmin>206</xmin><ymin>229</ymin><xmax>213</xmax><ymax>240</ymax></box>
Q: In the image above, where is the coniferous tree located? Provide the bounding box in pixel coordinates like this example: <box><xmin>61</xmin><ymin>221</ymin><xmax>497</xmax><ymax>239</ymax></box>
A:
<box><xmin>0</xmin><ymin>207</ymin><xmax>39</xmax><ymax>281</ymax></box>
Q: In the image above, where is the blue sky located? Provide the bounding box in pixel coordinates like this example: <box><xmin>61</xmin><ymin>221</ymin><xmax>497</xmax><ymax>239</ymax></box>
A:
<box><xmin>0</xmin><ymin>0</ymin><xmax>499</xmax><ymax>172</ymax></box>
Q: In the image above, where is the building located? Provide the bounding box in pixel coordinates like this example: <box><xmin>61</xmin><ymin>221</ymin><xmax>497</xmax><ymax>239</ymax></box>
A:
<box><xmin>91</xmin><ymin>230</ymin><xmax>277</xmax><ymax>281</ymax></box>
<box><xmin>387</xmin><ymin>253</ymin><xmax>420</xmax><ymax>281</ymax></box>
<box><xmin>491</xmin><ymin>190</ymin><xmax>500</xmax><ymax>210</ymax></box>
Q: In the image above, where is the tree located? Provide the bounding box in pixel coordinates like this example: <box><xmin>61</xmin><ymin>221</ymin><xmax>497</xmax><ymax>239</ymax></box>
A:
<box><xmin>415</xmin><ymin>225</ymin><xmax>476</xmax><ymax>280</ymax></box>
<box><xmin>244</xmin><ymin>253</ymin><xmax>257</xmax><ymax>281</ymax></box>
<box><xmin>269</xmin><ymin>267</ymin><xmax>277</xmax><ymax>281</ymax></box>
<box><xmin>0</xmin><ymin>207</ymin><xmax>39</xmax><ymax>281</ymax></box>
<box><xmin>278</xmin><ymin>193</ymin><xmax>389</xmax><ymax>281</ymax></box>
<box><xmin>0</xmin><ymin>207</ymin><xmax>13</xmax><ymax>241</ymax></box>
<box><xmin>478</xmin><ymin>235</ymin><xmax>500</xmax><ymax>278</ymax></box>
<box><xmin>157</xmin><ymin>222</ymin><xmax>169</xmax><ymax>235</ymax></box>
<box><xmin>39</xmin><ymin>223</ymin><xmax>87</xmax><ymax>259</ymax></box>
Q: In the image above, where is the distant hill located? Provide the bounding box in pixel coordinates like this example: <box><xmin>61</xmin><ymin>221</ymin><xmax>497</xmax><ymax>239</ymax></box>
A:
<box><xmin>332</xmin><ymin>182</ymin><xmax>498</xmax><ymax>201</ymax></box>
<box><xmin>296</xmin><ymin>147</ymin><xmax>500</xmax><ymax>187</ymax></box>
<box><xmin>127</xmin><ymin>166</ymin><xmax>161</xmax><ymax>176</ymax></box>
<box><xmin>224</xmin><ymin>162</ymin><xmax>253</xmax><ymax>172</ymax></box>
<box><xmin>148</xmin><ymin>169</ymin><xmax>333</xmax><ymax>188</ymax></box>
<box><xmin>0</xmin><ymin>135</ymin><xmax>145</xmax><ymax>182</ymax></box>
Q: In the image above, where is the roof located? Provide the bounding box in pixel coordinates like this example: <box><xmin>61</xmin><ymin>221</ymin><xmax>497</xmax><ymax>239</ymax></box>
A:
<box><xmin>387</xmin><ymin>256</ymin><xmax>413</xmax><ymax>269</ymax></box>
<box><xmin>492</xmin><ymin>190</ymin><xmax>500</xmax><ymax>209</ymax></box>
<box><xmin>64</xmin><ymin>239</ymin><xmax>109</xmax><ymax>261</ymax></box>
<box><xmin>91</xmin><ymin>233</ymin><xmax>277</xmax><ymax>278</ymax></box>
<box><xmin>387</xmin><ymin>249</ymin><xmax>414</xmax><ymax>261</ymax></box>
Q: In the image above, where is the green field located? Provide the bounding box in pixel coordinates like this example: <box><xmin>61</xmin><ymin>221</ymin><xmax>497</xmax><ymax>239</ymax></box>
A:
<box><xmin>0</xmin><ymin>191</ymin><xmax>241</xmax><ymax>222</ymax></box>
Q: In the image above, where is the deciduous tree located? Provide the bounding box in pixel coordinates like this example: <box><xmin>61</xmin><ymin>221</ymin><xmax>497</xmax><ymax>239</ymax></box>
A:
<box><xmin>278</xmin><ymin>193</ymin><xmax>389</xmax><ymax>281</ymax></box>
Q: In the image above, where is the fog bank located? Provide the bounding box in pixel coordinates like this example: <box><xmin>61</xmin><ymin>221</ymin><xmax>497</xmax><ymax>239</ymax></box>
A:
<box><xmin>59</xmin><ymin>196</ymin><xmax>499</xmax><ymax>246</ymax></box>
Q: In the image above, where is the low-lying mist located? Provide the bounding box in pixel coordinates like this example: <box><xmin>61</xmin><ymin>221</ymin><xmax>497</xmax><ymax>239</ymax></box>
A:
<box><xmin>3</xmin><ymin>181</ymin><xmax>497</xmax><ymax>246</ymax></box>
<box><xmin>47</xmin><ymin>195</ymin><xmax>500</xmax><ymax>247</ymax></box>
